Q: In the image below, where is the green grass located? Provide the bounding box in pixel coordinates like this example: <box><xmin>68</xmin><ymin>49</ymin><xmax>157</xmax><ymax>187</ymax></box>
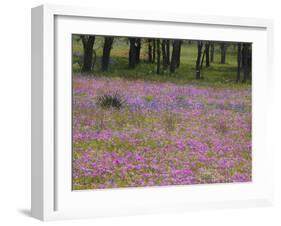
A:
<box><xmin>72</xmin><ymin>35</ymin><xmax>251</xmax><ymax>88</ymax></box>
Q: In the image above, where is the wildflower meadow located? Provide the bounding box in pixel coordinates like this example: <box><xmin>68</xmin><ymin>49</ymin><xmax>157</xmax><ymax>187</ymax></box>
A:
<box><xmin>72</xmin><ymin>35</ymin><xmax>252</xmax><ymax>190</ymax></box>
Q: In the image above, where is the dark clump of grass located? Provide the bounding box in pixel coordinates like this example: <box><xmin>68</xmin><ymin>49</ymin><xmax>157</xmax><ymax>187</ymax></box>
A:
<box><xmin>215</xmin><ymin>120</ymin><xmax>228</xmax><ymax>134</ymax></box>
<box><xmin>96</xmin><ymin>93</ymin><xmax>126</xmax><ymax>110</ymax></box>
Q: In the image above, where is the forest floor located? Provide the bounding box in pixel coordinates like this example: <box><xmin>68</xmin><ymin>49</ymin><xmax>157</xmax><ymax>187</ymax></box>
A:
<box><xmin>72</xmin><ymin>76</ymin><xmax>251</xmax><ymax>190</ymax></box>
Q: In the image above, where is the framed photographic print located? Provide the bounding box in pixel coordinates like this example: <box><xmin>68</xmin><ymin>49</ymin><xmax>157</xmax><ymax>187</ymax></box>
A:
<box><xmin>31</xmin><ymin>4</ymin><xmax>274</xmax><ymax>221</ymax></box>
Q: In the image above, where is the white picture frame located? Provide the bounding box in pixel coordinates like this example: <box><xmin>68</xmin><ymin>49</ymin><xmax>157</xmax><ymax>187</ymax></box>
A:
<box><xmin>31</xmin><ymin>4</ymin><xmax>274</xmax><ymax>221</ymax></box>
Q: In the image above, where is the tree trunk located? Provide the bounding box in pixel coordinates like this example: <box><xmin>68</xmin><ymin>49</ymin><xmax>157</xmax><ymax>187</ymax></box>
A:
<box><xmin>152</xmin><ymin>40</ymin><xmax>156</xmax><ymax>63</ymax></box>
<box><xmin>220</xmin><ymin>43</ymin><xmax>226</xmax><ymax>64</ymax></box>
<box><xmin>196</xmin><ymin>41</ymin><xmax>203</xmax><ymax>79</ymax></box>
<box><xmin>166</xmin><ymin>40</ymin><xmax>170</xmax><ymax>65</ymax></box>
<box><xmin>205</xmin><ymin>42</ymin><xmax>210</xmax><ymax>67</ymax></box>
<box><xmin>135</xmin><ymin>38</ymin><xmax>141</xmax><ymax>64</ymax></box>
<box><xmin>176</xmin><ymin>41</ymin><xmax>182</xmax><ymax>68</ymax></box>
<box><xmin>236</xmin><ymin>42</ymin><xmax>242</xmax><ymax>82</ymax></box>
<box><xmin>248</xmin><ymin>46</ymin><xmax>252</xmax><ymax>80</ymax></box>
<box><xmin>148</xmin><ymin>39</ymin><xmax>153</xmax><ymax>63</ymax></box>
<box><xmin>200</xmin><ymin>47</ymin><xmax>206</xmax><ymax>69</ymax></box>
<box><xmin>156</xmin><ymin>39</ymin><xmax>161</xmax><ymax>74</ymax></box>
<box><xmin>161</xmin><ymin>40</ymin><xmax>168</xmax><ymax>70</ymax></box>
<box><xmin>101</xmin><ymin>37</ymin><xmax>114</xmax><ymax>71</ymax></box>
<box><xmin>129</xmin><ymin>38</ymin><xmax>137</xmax><ymax>68</ymax></box>
<box><xmin>242</xmin><ymin>43</ymin><xmax>250</xmax><ymax>82</ymax></box>
<box><xmin>210</xmin><ymin>42</ymin><xmax>215</xmax><ymax>62</ymax></box>
<box><xmin>170</xmin><ymin>40</ymin><xmax>181</xmax><ymax>73</ymax></box>
<box><xmin>81</xmin><ymin>35</ymin><xmax>96</xmax><ymax>73</ymax></box>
